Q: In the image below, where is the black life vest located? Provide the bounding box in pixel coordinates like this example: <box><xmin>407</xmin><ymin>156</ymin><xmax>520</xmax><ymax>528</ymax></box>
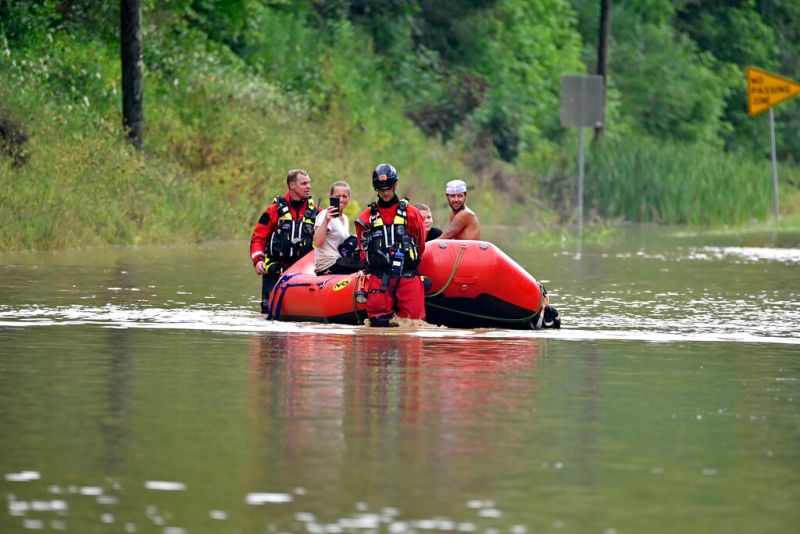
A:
<box><xmin>363</xmin><ymin>199</ymin><xmax>420</xmax><ymax>276</ymax></box>
<box><xmin>267</xmin><ymin>196</ymin><xmax>318</xmax><ymax>263</ymax></box>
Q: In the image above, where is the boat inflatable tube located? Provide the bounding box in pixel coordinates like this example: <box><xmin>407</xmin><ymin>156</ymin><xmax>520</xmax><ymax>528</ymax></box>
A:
<box><xmin>267</xmin><ymin>239</ymin><xmax>545</xmax><ymax>330</ymax></box>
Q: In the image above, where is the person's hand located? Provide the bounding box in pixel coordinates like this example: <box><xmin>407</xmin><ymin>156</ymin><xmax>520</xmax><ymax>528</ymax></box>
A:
<box><xmin>255</xmin><ymin>260</ymin><xmax>266</xmax><ymax>275</ymax></box>
<box><xmin>326</xmin><ymin>206</ymin><xmax>339</xmax><ymax>221</ymax></box>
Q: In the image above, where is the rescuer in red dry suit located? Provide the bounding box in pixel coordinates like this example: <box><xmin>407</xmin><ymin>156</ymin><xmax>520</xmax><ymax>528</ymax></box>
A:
<box><xmin>355</xmin><ymin>163</ymin><xmax>427</xmax><ymax>327</ymax></box>
<box><xmin>249</xmin><ymin>169</ymin><xmax>318</xmax><ymax>314</ymax></box>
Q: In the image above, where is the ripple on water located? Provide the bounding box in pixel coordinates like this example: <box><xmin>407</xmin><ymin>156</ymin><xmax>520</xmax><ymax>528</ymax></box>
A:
<box><xmin>690</xmin><ymin>246</ymin><xmax>800</xmax><ymax>264</ymax></box>
<box><xmin>245</xmin><ymin>492</ymin><xmax>293</xmax><ymax>505</ymax></box>
<box><xmin>5</xmin><ymin>471</ymin><xmax>40</xmax><ymax>482</ymax></box>
<box><xmin>144</xmin><ymin>481</ymin><xmax>186</xmax><ymax>491</ymax></box>
<box><xmin>3</xmin><ymin>472</ymin><xmax>533</xmax><ymax>533</ymax></box>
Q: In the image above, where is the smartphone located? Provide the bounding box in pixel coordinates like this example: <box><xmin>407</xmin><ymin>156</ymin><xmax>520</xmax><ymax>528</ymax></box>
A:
<box><xmin>329</xmin><ymin>197</ymin><xmax>340</xmax><ymax>211</ymax></box>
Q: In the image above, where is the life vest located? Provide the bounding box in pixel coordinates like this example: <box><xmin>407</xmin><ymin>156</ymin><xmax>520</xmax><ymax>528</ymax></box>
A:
<box><xmin>267</xmin><ymin>196</ymin><xmax>318</xmax><ymax>263</ymax></box>
<box><xmin>363</xmin><ymin>199</ymin><xmax>420</xmax><ymax>276</ymax></box>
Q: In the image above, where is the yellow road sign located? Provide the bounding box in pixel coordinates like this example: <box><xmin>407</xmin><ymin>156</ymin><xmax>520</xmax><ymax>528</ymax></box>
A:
<box><xmin>747</xmin><ymin>66</ymin><xmax>800</xmax><ymax>117</ymax></box>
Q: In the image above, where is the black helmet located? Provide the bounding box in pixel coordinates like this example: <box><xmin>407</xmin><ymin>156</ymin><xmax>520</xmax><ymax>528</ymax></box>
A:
<box><xmin>372</xmin><ymin>163</ymin><xmax>398</xmax><ymax>190</ymax></box>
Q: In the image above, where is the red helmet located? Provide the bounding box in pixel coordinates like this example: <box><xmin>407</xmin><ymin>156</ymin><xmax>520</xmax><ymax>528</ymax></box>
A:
<box><xmin>372</xmin><ymin>163</ymin><xmax>398</xmax><ymax>190</ymax></box>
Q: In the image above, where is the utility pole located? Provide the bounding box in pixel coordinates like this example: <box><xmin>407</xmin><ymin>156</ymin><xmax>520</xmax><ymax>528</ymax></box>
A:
<box><xmin>595</xmin><ymin>0</ymin><xmax>611</xmax><ymax>142</ymax></box>
<box><xmin>121</xmin><ymin>0</ymin><xmax>143</xmax><ymax>149</ymax></box>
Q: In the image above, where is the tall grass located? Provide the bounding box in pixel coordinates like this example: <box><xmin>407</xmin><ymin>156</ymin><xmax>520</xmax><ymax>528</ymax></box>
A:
<box><xmin>585</xmin><ymin>137</ymin><xmax>774</xmax><ymax>225</ymax></box>
<box><xmin>0</xmin><ymin>106</ymin><xmax>238</xmax><ymax>251</ymax></box>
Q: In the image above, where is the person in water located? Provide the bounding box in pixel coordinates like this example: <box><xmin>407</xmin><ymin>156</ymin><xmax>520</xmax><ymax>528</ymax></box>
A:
<box><xmin>313</xmin><ymin>180</ymin><xmax>363</xmax><ymax>275</ymax></box>
<box><xmin>412</xmin><ymin>203</ymin><xmax>443</xmax><ymax>241</ymax></box>
<box><xmin>439</xmin><ymin>179</ymin><xmax>480</xmax><ymax>240</ymax></box>
<box><xmin>249</xmin><ymin>169</ymin><xmax>317</xmax><ymax>314</ymax></box>
<box><xmin>355</xmin><ymin>163</ymin><xmax>427</xmax><ymax>327</ymax></box>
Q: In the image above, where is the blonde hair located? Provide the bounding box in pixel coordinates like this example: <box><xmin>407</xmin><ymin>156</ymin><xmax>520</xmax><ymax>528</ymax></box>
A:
<box><xmin>413</xmin><ymin>203</ymin><xmax>431</xmax><ymax>213</ymax></box>
<box><xmin>330</xmin><ymin>180</ymin><xmax>351</xmax><ymax>196</ymax></box>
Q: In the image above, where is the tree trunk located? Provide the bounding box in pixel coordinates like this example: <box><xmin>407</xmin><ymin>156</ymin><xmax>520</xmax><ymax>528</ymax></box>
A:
<box><xmin>595</xmin><ymin>0</ymin><xmax>611</xmax><ymax>142</ymax></box>
<box><xmin>120</xmin><ymin>0</ymin><xmax>143</xmax><ymax>149</ymax></box>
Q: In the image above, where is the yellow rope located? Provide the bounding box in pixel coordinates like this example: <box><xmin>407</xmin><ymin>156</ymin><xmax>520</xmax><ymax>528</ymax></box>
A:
<box><xmin>425</xmin><ymin>244</ymin><xmax>467</xmax><ymax>298</ymax></box>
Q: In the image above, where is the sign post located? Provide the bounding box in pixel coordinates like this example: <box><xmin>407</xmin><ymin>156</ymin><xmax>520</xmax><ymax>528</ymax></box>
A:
<box><xmin>561</xmin><ymin>75</ymin><xmax>605</xmax><ymax>237</ymax></box>
<box><xmin>746</xmin><ymin>66</ymin><xmax>800</xmax><ymax>219</ymax></box>
<box><xmin>770</xmin><ymin>107</ymin><xmax>779</xmax><ymax>218</ymax></box>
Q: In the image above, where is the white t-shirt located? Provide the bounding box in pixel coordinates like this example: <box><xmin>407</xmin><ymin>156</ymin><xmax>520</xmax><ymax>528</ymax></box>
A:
<box><xmin>314</xmin><ymin>209</ymin><xmax>350</xmax><ymax>272</ymax></box>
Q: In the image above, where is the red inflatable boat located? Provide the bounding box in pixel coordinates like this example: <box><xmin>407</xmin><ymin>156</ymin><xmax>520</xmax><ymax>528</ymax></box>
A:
<box><xmin>267</xmin><ymin>239</ymin><xmax>544</xmax><ymax>329</ymax></box>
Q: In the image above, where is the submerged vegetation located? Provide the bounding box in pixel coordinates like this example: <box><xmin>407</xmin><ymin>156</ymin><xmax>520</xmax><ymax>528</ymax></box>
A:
<box><xmin>0</xmin><ymin>0</ymin><xmax>799</xmax><ymax>251</ymax></box>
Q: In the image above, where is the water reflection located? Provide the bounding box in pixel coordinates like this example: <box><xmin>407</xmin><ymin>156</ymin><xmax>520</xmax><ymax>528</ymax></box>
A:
<box><xmin>101</xmin><ymin>260</ymin><xmax>135</xmax><ymax>473</ymax></box>
<box><xmin>248</xmin><ymin>333</ymin><xmax>348</xmax><ymax>473</ymax></box>
<box><xmin>247</xmin><ymin>333</ymin><xmax>543</xmax><ymax>491</ymax></box>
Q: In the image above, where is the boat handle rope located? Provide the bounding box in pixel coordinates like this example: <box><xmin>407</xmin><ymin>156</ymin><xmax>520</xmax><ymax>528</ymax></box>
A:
<box><xmin>267</xmin><ymin>272</ymin><xmax>299</xmax><ymax>320</ymax></box>
<box><xmin>425</xmin><ymin>244</ymin><xmax>467</xmax><ymax>298</ymax></box>
<box><xmin>271</xmin><ymin>280</ymin><xmax>323</xmax><ymax>320</ymax></box>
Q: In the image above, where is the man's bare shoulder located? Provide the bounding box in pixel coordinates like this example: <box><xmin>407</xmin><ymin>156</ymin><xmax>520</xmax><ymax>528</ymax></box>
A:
<box><xmin>448</xmin><ymin>207</ymin><xmax>480</xmax><ymax>240</ymax></box>
<box><xmin>453</xmin><ymin>208</ymin><xmax>479</xmax><ymax>223</ymax></box>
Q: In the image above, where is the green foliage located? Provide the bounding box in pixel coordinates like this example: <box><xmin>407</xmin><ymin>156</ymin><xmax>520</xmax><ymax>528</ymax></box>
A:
<box><xmin>677</xmin><ymin>1</ymin><xmax>776</xmax><ymax>66</ymax></box>
<box><xmin>182</xmin><ymin>0</ymin><xmax>251</xmax><ymax>48</ymax></box>
<box><xmin>609</xmin><ymin>9</ymin><xmax>732</xmax><ymax>146</ymax></box>
<box><xmin>484</xmin><ymin>0</ymin><xmax>584</xmax><ymax>153</ymax></box>
<box><xmin>0</xmin><ymin>0</ymin><xmax>63</xmax><ymax>46</ymax></box>
<box><xmin>411</xmin><ymin>0</ymin><xmax>498</xmax><ymax>64</ymax></box>
<box><xmin>2</xmin><ymin>0</ymin><xmax>800</xmax><ymax>254</ymax></box>
<box><xmin>0</xmin><ymin>0</ymin><xmax>120</xmax><ymax>45</ymax></box>
<box><xmin>673</xmin><ymin>1</ymin><xmax>778</xmax><ymax>157</ymax></box>
<box><xmin>617</xmin><ymin>0</ymin><xmax>675</xmax><ymax>24</ymax></box>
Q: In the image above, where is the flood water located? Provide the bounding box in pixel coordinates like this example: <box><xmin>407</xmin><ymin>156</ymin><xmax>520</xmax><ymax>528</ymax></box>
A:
<box><xmin>1</xmin><ymin>227</ymin><xmax>799</xmax><ymax>533</ymax></box>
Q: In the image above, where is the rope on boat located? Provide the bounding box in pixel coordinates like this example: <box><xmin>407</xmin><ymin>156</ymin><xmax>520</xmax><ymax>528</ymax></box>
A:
<box><xmin>425</xmin><ymin>244</ymin><xmax>467</xmax><ymax>298</ymax></box>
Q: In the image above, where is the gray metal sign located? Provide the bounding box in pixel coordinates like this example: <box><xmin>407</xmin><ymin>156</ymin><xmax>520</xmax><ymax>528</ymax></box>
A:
<box><xmin>560</xmin><ymin>75</ymin><xmax>605</xmax><ymax>128</ymax></box>
<box><xmin>560</xmin><ymin>75</ymin><xmax>605</xmax><ymax>239</ymax></box>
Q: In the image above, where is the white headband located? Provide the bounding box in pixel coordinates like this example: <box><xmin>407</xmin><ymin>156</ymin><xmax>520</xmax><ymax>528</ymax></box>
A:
<box><xmin>445</xmin><ymin>180</ymin><xmax>467</xmax><ymax>194</ymax></box>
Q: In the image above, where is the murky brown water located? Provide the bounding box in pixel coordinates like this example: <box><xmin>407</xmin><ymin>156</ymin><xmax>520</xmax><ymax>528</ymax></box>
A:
<box><xmin>1</xmin><ymin>227</ymin><xmax>799</xmax><ymax>532</ymax></box>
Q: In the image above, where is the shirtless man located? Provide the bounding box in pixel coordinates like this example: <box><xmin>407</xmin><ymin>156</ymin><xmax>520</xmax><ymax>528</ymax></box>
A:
<box><xmin>440</xmin><ymin>179</ymin><xmax>480</xmax><ymax>240</ymax></box>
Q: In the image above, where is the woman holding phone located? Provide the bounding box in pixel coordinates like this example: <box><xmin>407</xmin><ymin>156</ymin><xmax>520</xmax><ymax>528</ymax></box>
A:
<box><xmin>313</xmin><ymin>180</ymin><xmax>357</xmax><ymax>275</ymax></box>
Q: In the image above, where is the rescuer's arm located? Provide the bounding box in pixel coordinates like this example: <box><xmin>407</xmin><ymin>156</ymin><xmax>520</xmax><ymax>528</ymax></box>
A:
<box><xmin>250</xmin><ymin>204</ymin><xmax>279</xmax><ymax>274</ymax></box>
